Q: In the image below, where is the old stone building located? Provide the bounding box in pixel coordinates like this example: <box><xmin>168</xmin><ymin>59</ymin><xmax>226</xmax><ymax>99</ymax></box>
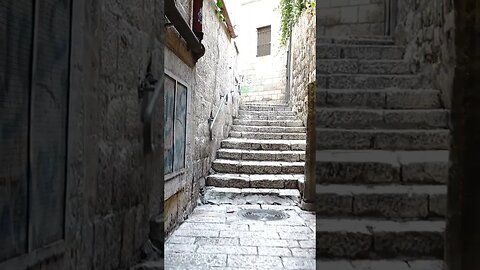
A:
<box><xmin>234</xmin><ymin>0</ymin><xmax>289</xmax><ymax>104</ymax></box>
<box><xmin>162</xmin><ymin>0</ymin><xmax>240</xmax><ymax>237</ymax></box>
<box><xmin>1</xmin><ymin>1</ymin><xmax>165</xmax><ymax>269</ymax></box>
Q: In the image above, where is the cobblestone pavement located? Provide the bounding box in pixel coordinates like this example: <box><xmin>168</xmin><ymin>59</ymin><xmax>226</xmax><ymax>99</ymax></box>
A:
<box><xmin>164</xmin><ymin>204</ymin><xmax>315</xmax><ymax>269</ymax></box>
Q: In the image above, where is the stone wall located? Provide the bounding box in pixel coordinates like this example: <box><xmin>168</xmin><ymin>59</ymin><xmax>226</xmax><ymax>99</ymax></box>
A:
<box><xmin>235</xmin><ymin>0</ymin><xmax>288</xmax><ymax>104</ymax></box>
<box><xmin>1</xmin><ymin>1</ymin><xmax>166</xmax><ymax>270</ymax></box>
<box><xmin>317</xmin><ymin>0</ymin><xmax>386</xmax><ymax>36</ymax></box>
<box><xmin>289</xmin><ymin>8</ymin><xmax>316</xmax><ymax>125</ymax></box>
<box><xmin>394</xmin><ymin>0</ymin><xmax>455</xmax><ymax>109</ymax></box>
<box><xmin>164</xmin><ymin>0</ymin><xmax>240</xmax><ymax>236</ymax></box>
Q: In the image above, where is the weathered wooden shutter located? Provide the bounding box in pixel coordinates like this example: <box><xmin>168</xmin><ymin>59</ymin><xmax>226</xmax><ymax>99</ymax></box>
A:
<box><xmin>0</xmin><ymin>0</ymin><xmax>34</xmax><ymax>261</ymax></box>
<box><xmin>0</xmin><ymin>0</ymin><xmax>71</xmax><ymax>261</ymax></box>
<box><xmin>257</xmin><ymin>26</ymin><xmax>271</xmax><ymax>57</ymax></box>
<box><xmin>29</xmin><ymin>0</ymin><xmax>71</xmax><ymax>249</ymax></box>
<box><xmin>164</xmin><ymin>76</ymin><xmax>176</xmax><ymax>175</ymax></box>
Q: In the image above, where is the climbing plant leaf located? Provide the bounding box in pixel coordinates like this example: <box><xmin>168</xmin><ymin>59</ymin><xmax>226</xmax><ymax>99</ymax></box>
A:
<box><xmin>279</xmin><ymin>0</ymin><xmax>315</xmax><ymax>47</ymax></box>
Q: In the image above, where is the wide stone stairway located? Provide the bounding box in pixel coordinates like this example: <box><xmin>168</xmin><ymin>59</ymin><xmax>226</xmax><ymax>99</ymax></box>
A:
<box><xmin>316</xmin><ymin>36</ymin><xmax>448</xmax><ymax>269</ymax></box>
<box><xmin>202</xmin><ymin>103</ymin><xmax>307</xmax><ymax>205</ymax></box>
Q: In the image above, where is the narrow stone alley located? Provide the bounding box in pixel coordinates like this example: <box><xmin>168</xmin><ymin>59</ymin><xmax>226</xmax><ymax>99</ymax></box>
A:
<box><xmin>164</xmin><ymin>103</ymin><xmax>315</xmax><ymax>269</ymax></box>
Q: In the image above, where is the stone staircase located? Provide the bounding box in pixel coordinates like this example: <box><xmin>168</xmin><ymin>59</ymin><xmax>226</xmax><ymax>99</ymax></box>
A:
<box><xmin>316</xmin><ymin>37</ymin><xmax>448</xmax><ymax>268</ymax></box>
<box><xmin>202</xmin><ymin>103</ymin><xmax>306</xmax><ymax>206</ymax></box>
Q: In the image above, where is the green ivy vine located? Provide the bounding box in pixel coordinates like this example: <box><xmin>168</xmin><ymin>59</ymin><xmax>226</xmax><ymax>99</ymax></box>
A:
<box><xmin>215</xmin><ymin>0</ymin><xmax>226</xmax><ymax>22</ymax></box>
<box><xmin>279</xmin><ymin>0</ymin><xmax>315</xmax><ymax>47</ymax></box>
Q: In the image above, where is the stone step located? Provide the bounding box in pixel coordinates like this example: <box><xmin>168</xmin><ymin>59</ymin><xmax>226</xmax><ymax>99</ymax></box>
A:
<box><xmin>217</xmin><ymin>149</ymin><xmax>305</xmax><ymax>162</ymax></box>
<box><xmin>231</xmin><ymin>125</ymin><xmax>306</xmax><ymax>133</ymax></box>
<box><xmin>212</xmin><ymin>159</ymin><xmax>304</xmax><ymax>174</ymax></box>
<box><xmin>239</xmin><ymin>104</ymin><xmax>291</xmax><ymax>111</ymax></box>
<box><xmin>317</xmin><ymin>128</ymin><xmax>449</xmax><ymax>150</ymax></box>
<box><xmin>317</xmin><ymin>36</ymin><xmax>395</xmax><ymax>45</ymax></box>
<box><xmin>236</xmin><ymin>114</ymin><xmax>298</xmax><ymax>121</ymax></box>
<box><xmin>317</xmin><ymin>108</ymin><xmax>449</xmax><ymax>129</ymax></box>
<box><xmin>316</xmin><ymin>218</ymin><xmax>445</xmax><ymax>259</ymax></box>
<box><xmin>318</xmin><ymin>59</ymin><xmax>415</xmax><ymax>75</ymax></box>
<box><xmin>238</xmin><ymin>110</ymin><xmax>296</xmax><ymax>116</ymax></box>
<box><xmin>201</xmin><ymin>187</ymin><xmax>301</xmax><ymax>206</ymax></box>
<box><xmin>318</xmin><ymin>74</ymin><xmax>429</xmax><ymax>89</ymax></box>
<box><xmin>221</xmin><ymin>138</ymin><xmax>306</xmax><ymax>151</ymax></box>
<box><xmin>233</xmin><ymin>119</ymin><xmax>304</xmax><ymax>127</ymax></box>
<box><xmin>230</xmin><ymin>131</ymin><xmax>306</xmax><ymax>140</ymax></box>
<box><xmin>317</xmin><ymin>89</ymin><xmax>442</xmax><ymax>109</ymax></box>
<box><xmin>316</xmin><ymin>184</ymin><xmax>446</xmax><ymax>218</ymax></box>
<box><xmin>206</xmin><ymin>173</ymin><xmax>304</xmax><ymax>189</ymax></box>
<box><xmin>315</xmin><ymin>260</ymin><xmax>443</xmax><ymax>270</ymax></box>
<box><xmin>242</xmin><ymin>102</ymin><xmax>289</xmax><ymax>107</ymax></box>
<box><xmin>316</xmin><ymin>150</ymin><xmax>449</xmax><ymax>184</ymax></box>
<box><xmin>316</xmin><ymin>44</ymin><xmax>404</xmax><ymax>60</ymax></box>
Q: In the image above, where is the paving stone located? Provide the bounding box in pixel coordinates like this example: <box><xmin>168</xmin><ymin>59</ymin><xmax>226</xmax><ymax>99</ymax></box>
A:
<box><xmin>240</xmin><ymin>238</ymin><xmax>299</xmax><ymax>247</ymax></box>
<box><xmin>172</xmin><ymin>228</ymin><xmax>220</xmax><ymax>238</ymax></box>
<box><xmin>278</xmin><ymin>231</ymin><xmax>312</xmax><ymax>240</ymax></box>
<box><xmin>257</xmin><ymin>246</ymin><xmax>292</xmax><ymax>257</ymax></box>
<box><xmin>249</xmin><ymin>225</ymin><xmax>312</xmax><ymax>234</ymax></box>
<box><xmin>164</xmin><ymin>244</ymin><xmax>197</xmax><ymax>253</ymax></box>
<box><xmin>219</xmin><ymin>231</ymin><xmax>280</xmax><ymax>239</ymax></box>
<box><xmin>227</xmin><ymin>255</ymin><xmax>284</xmax><ymax>268</ymax></box>
<box><xmin>290</xmin><ymin>248</ymin><xmax>315</xmax><ymax>258</ymax></box>
<box><xmin>179</xmin><ymin>222</ymin><xmax>249</xmax><ymax>232</ymax></box>
<box><xmin>282</xmin><ymin>257</ymin><xmax>316</xmax><ymax>269</ymax></box>
<box><xmin>298</xmin><ymin>240</ymin><xmax>315</xmax><ymax>248</ymax></box>
<box><xmin>196</xmin><ymin>245</ymin><xmax>257</xmax><ymax>255</ymax></box>
<box><xmin>194</xmin><ymin>237</ymin><xmax>240</xmax><ymax>246</ymax></box>
<box><xmin>166</xmin><ymin>236</ymin><xmax>196</xmax><ymax>245</ymax></box>
<box><xmin>164</xmin><ymin>253</ymin><xmax>227</xmax><ymax>267</ymax></box>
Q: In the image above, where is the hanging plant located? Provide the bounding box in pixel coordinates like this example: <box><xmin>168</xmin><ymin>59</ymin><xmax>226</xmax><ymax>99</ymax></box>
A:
<box><xmin>279</xmin><ymin>0</ymin><xmax>315</xmax><ymax>47</ymax></box>
<box><xmin>215</xmin><ymin>0</ymin><xmax>226</xmax><ymax>22</ymax></box>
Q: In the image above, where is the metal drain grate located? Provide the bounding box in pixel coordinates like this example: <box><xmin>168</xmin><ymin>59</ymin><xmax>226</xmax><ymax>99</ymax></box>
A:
<box><xmin>237</xmin><ymin>209</ymin><xmax>289</xmax><ymax>221</ymax></box>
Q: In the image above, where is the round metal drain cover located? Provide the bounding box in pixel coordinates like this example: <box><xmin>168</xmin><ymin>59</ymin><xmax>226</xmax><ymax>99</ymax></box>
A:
<box><xmin>237</xmin><ymin>209</ymin><xmax>289</xmax><ymax>221</ymax></box>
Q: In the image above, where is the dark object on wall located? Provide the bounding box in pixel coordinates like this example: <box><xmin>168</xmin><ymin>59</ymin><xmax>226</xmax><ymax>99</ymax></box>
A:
<box><xmin>139</xmin><ymin>58</ymin><xmax>162</xmax><ymax>155</ymax></box>
<box><xmin>165</xmin><ymin>0</ymin><xmax>205</xmax><ymax>61</ymax></box>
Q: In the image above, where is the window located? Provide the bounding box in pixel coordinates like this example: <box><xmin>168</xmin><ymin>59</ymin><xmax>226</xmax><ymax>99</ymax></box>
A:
<box><xmin>257</xmin><ymin>25</ymin><xmax>271</xmax><ymax>57</ymax></box>
<box><xmin>164</xmin><ymin>74</ymin><xmax>188</xmax><ymax>176</ymax></box>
